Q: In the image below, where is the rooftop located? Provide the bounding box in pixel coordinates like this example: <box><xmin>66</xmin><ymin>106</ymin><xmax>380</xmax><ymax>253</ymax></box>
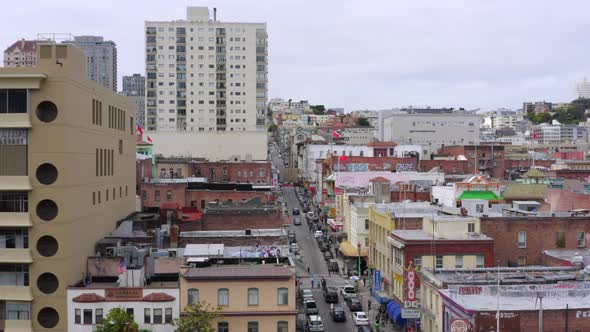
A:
<box><xmin>457</xmin><ymin>190</ymin><xmax>502</xmax><ymax>201</ymax></box>
<box><xmin>182</xmin><ymin>265</ymin><xmax>293</xmax><ymax>280</ymax></box>
<box><xmin>181</xmin><ymin>228</ymin><xmax>285</xmax><ymax>238</ymax></box>
<box><xmin>390</xmin><ymin>229</ymin><xmax>492</xmax><ymax>242</ymax></box>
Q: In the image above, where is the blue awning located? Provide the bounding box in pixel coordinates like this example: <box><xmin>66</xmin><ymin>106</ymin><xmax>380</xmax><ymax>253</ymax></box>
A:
<box><xmin>386</xmin><ymin>301</ymin><xmax>406</xmax><ymax>326</ymax></box>
<box><xmin>371</xmin><ymin>289</ymin><xmax>390</xmax><ymax>305</ymax></box>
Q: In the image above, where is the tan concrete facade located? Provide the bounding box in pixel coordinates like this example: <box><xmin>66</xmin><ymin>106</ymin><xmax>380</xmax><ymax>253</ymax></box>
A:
<box><xmin>179</xmin><ymin>265</ymin><xmax>297</xmax><ymax>332</ymax></box>
<box><xmin>0</xmin><ymin>44</ymin><xmax>136</xmax><ymax>331</ymax></box>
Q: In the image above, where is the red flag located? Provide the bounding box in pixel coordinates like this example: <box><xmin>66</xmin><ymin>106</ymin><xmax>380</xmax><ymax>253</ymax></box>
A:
<box><xmin>147</xmin><ymin>136</ymin><xmax>153</xmax><ymax>143</ymax></box>
<box><xmin>136</xmin><ymin>124</ymin><xmax>144</xmax><ymax>135</ymax></box>
<box><xmin>533</xmin><ymin>133</ymin><xmax>537</xmax><ymax>139</ymax></box>
<box><xmin>332</xmin><ymin>130</ymin><xmax>341</xmax><ymax>138</ymax></box>
<box><xmin>339</xmin><ymin>155</ymin><xmax>347</xmax><ymax>161</ymax></box>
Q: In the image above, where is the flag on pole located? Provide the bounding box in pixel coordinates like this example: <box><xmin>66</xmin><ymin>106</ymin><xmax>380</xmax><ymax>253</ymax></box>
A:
<box><xmin>332</xmin><ymin>130</ymin><xmax>341</xmax><ymax>139</ymax></box>
<box><xmin>147</xmin><ymin>136</ymin><xmax>153</xmax><ymax>143</ymax></box>
<box><xmin>136</xmin><ymin>124</ymin><xmax>144</xmax><ymax>135</ymax></box>
<box><xmin>118</xmin><ymin>259</ymin><xmax>127</xmax><ymax>275</ymax></box>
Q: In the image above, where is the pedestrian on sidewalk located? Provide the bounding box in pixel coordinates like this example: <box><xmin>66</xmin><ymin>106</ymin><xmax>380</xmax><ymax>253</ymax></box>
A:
<box><xmin>368</xmin><ymin>300</ymin><xmax>372</xmax><ymax>311</ymax></box>
<box><xmin>307</xmin><ymin>266</ymin><xmax>310</xmax><ymax>274</ymax></box>
<box><xmin>311</xmin><ymin>279</ymin><xmax>315</xmax><ymax>288</ymax></box>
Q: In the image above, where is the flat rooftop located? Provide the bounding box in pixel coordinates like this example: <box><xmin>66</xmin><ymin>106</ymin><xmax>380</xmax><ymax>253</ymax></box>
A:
<box><xmin>182</xmin><ymin>265</ymin><xmax>293</xmax><ymax>280</ymax></box>
<box><xmin>390</xmin><ymin>230</ymin><xmax>492</xmax><ymax>241</ymax></box>
<box><xmin>181</xmin><ymin>228</ymin><xmax>285</xmax><ymax>238</ymax></box>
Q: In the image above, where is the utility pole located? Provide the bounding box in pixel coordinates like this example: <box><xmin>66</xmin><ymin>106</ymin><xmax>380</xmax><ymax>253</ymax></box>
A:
<box><xmin>538</xmin><ymin>293</ymin><xmax>544</xmax><ymax>332</ymax></box>
<box><xmin>496</xmin><ymin>263</ymin><xmax>500</xmax><ymax>332</ymax></box>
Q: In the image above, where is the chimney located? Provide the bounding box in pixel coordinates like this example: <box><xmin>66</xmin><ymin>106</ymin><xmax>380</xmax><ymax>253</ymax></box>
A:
<box><xmin>213</xmin><ymin>8</ymin><xmax>217</xmax><ymax>21</ymax></box>
<box><xmin>170</xmin><ymin>225</ymin><xmax>179</xmax><ymax>248</ymax></box>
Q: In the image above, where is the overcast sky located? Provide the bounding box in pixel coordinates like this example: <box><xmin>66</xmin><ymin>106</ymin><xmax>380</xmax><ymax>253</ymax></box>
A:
<box><xmin>3</xmin><ymin>0</ymin><xmax>589</xmax><ymax>111</ymax></box>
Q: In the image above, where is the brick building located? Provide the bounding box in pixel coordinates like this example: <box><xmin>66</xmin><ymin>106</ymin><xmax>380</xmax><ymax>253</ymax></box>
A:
<box><xmin>555</xmin><ymin>169</ymin><xmax>590</xmax><ymax>182</ymax></box>
<box><xmin>182</xmin><ymin>206</ymin><xmax>284</xmax><ymax>232</ymax></box>
<box><xmin>141</xmin><ymin>181</ymin><xmax>275</xmax><ymax>211</ymax></box>
<box><xmin>418</xmin><ymin>159</ymin><xmax>468</xmax><ymax>175</ymax></box>
<box><xmin>480</xmin><ymin>214</ymin><xmax>590</xmax><ymax>266</ymax></box>
<box><xmin>439</xmin><ymin>144</ymin><xmax>507</xmax><ymax>179</ymax></box>
<box><xmin>155</xmin><ymin>158</ymin><xmax>272</xmax><ymax>184</ymax></box>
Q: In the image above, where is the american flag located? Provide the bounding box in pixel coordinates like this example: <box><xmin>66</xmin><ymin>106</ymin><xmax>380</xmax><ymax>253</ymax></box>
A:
<box><xmin>118</xmin><ymin>259</ymin><xmax>127</xmax><ymax>275</ymax></box>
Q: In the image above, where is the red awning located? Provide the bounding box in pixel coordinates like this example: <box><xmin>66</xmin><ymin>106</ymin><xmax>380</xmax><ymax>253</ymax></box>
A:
<box><xmin>160</xmin><ymin>203</ymin><xmax>179</xmax><ymax>210</ymax></box>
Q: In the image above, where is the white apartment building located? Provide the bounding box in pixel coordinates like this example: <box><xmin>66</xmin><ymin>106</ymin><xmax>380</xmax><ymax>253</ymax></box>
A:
<box><xmin>484</xmin><ymin>114</ymin><xmax>517</xmax><ymax>129</ymax></box>
<box><xmin>269</xmin><ymin>98</ymin><xmax>309</xmax><ymax>114</ymax></box>
<box><xmin>382</xmin><ymin>113</ymin><xmax>480</xmax><ymax>157</ymax></box>
<box><xmin>145</xmin><ymin>7</ymin><xmax>268</xmax><ymax>132</ymax></box>
<box><xmin>576</xmin><ymin>77</ymin><xmax>590</xmax><ymax>99</ymax></box>
<box><xmin>339</xmin><ymin>127</ymin><xmax>376</xmax><ymax>145</ymax></box>
<box><xmin>349</xmin><ymin>203</ymin><xmax>370</xmax><ymax>248</ymax></box>
<box><xmin>3</xmin><ymin>39</ymin><xmax>38</xmax><ymax>67</ymax></box>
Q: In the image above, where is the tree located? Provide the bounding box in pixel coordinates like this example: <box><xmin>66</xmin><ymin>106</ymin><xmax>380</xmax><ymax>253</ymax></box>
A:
<box><xmin>356</xmin><ymin>117</ymin><xmax>371</xmax><ymax>126</ymax></box>
<box><xmin>173</xmin><ymin>302</ymin><xmax>221</xmax><ymax>332</ymax></box>
<box><xmin>310</xmin><ymin>105</ymin><xmax>325</xmax><ymax>115</ymax></box>
<box><xmin>96</xmin><ymin>307</ymin><xmax>138</xmax><ymax>332</ymax></box>
<box><xmin>268</xmin><ymin>123</ymin><xmax>278</xmax><ymax>132</ymax></box>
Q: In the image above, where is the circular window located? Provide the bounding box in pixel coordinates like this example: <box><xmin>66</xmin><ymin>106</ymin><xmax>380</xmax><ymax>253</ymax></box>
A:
<box><xmin>36</xmin><ymin>163</ymin><xmax>59</xmax><ymax>185</ymax></box>
<box><xmin>35</xmin><ymin>101</ymin><xmax>58</xmax><ymax>123</ymax></box>
<box><xmin>38</xmin><ymin>307</ymin><xmax>59</xmax><ymax>328</ymax></box>
<box><xmin>37</xmin><ymin>273</ymin><xmax>59</xmax><ymax>294</ymax></box>
<box><xmin>36</xmin><ymin>236</ymin><xmax>58</xmax><ymax>257</ymax></box>
<box><xmin>36</xmin><ymin>199</ymin><xmax>58</xmax><ymax>221</ymax></box>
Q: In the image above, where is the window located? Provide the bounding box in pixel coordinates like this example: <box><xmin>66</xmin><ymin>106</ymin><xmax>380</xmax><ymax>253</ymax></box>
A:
<box><xmin>248</xmin><ymin>288</ymin><xmax>259</xmax><ymax>305</ymax></box>
<box><xmin>75</xmin><ymin>309</ymin><xmax>81</xmax><ymax>324</ymax></box>
<box><xmin>153</xmin><ymin>308</ymin><xmax>162</xmax><ymax>324</ymax></box>
<box><xmin>476</xmin><ymin>255</ymin><xmax>485</xmax><ymax>268</ymax></box>
<box><xmin>578</xmin><ymin>232</ymin><xmax>586</xmax><ymax>248</ymax></box>
<box><xmin>248</xmin><ymin>321</ymin><xmax>259</xmax><ymax>332</ymax></box>
<box><xmin>557</xmin><ymin>231</ymin><xmax>566</xmax><ymax>248</ymax></box>
<box><xmin>126</xmin><ymin>308</ymin><xmax>134</xmax><ymax>319</ymax></box>
<box><xmin>475</xmin><ymin>204</ymin><xmax>484</xmax><ymax>213</ymax></box>
<box><xmin>166</xmin><ymin>190</ymin><xmax>172</xmax><ymax>201</ymax></box>
<box><xmin>413</xmin><ymin>256</ymin><xmax>422</xmax><ymax>269</ymax></box>
<box><xmin>218</xmin><ymin>322</ymin><xmax>229</xmax><ymax>332</ymax></box>
<box><xmin>95</xmin><ymin>308</ymin><xmax>103</xmax><ymax>324</ymax></box>
<box><xmin>218</xmin><ymin>288</ymin><xmax>229</xmax><ymax>306</ymax></box>
<box><xmin>155</xmin><ymin>190</ymin><xmax>161</xmax><ymax>201</ymax></box>
<box><xmin>119</xmin><ymin>139</ymin><xmax>123</xmax><ymax>154</ymax></box>
<box><xmin>0</xmin><ymin>192</ymin><xmax>28</xmax><ymax>212</ymax></box>
<box><xmin>455</xmin><ymin>255</ymin><xmax>463</xmax><ymax>268</ymax></box>
<box><xmin>165</xmin><ymin>308</ymin><xmax>172</xmax><ymax>324</ymax></box>
<box><xmin>83</xmin><ymin>309</ymin><xmax>92</xmax><ymax>324</ymax></box>
<box><xmin>188</xmin><ymin>288</ymin><xmax>199</xmax><ymax>304</ymax></box>
<box><xmin>277</xmin><ymin>287</ymin><xmax>288</xmax><ymax>305</ymax></box>
<box><xmin>518</xmin><ymin>231</ymin><xmax>527</xmax><ymax>248</ymax></box>
<box><xmin>277</xmin><ymin>321</ymin><xmax>288</xmax><ymax>332</ymax></box>
<box><xmin>518</xmin><ymin>256</ymin><xmax>526</xmax><ymax>266</ymax></box>
<box><xmin>467</xmin><ymin>223</ymin><xmax>475</xmax><ymax>233</ymax></box>
<box><xmin>435</xmin><ymin>255</ymin><xmax>443</xmax><ymax>269</ymax></box>
<box><xmin>144</xmin><ymin>308</ymin><xmax>151</xmax><ymax>324</ymax></box>
<box><xmin>394</xmin><ymin>247</ymin><xmax>402</xmax><ymax>267</ymax></box>
<box><xmin>365</xmin><ymin>219</ymin><xmax>370</xmax><ymax>230</ymax></box>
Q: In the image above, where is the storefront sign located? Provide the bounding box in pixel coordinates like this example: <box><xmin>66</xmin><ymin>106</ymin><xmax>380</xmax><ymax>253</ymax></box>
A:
<box><xmin>105</xmin><ymin>288</ymin><xmax>143</xmax><ymax>301</ymax></box>
<box><xmin>576</xmin><ymin>310</ymin><xmax>590</xmax><ymax>318</ymax></box>
<box><xmin>458</xmin><ymin>286</ymin><xmax>482</xmax><ymax>295</ymax></box>
<box><xmin>401</xmin><ymin>309</ymin><xmax>421</xmax><ymax>319</ymax></box>
<box><xmin>406</xmin><ymin>266</ymin><xmax>416</xmax><ymax>302</ymax></box>
<box><xmin>374</xmin><ymin>270</ymin><xmax>382</xmax><ymax>291</ymax></box>
<box><xmin>450</xmin><ymin>319</ymin><xmax>469</xmax><ymax>332</ymax></box>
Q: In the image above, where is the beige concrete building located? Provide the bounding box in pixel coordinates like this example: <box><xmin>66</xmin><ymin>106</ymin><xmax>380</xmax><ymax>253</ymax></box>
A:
<box><xmin>180</xmin><ymin>264</ymin><xmax>296</xmax><ymax>332</ymax></box>
<box><xmin>0</xmin><ymin>44</ymin><xmax>136</xmax><ymax>331</ymax></box>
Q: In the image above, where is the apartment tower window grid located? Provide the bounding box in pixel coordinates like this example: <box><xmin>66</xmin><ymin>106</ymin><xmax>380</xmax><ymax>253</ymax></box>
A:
<box><xmin>145</xmin><ymin>7</ymin><xmax>268</xmax><ymax>132</ymax></box>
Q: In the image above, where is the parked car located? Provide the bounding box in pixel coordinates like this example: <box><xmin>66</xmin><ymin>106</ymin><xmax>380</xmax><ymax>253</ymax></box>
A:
<box><xmin>307</xmin><ymin>315</ymin><xmax>324</xmax><ymax>331</ymax></box>
<box><xmin>347</xmin><ymin>296</ymin><xmax>362</xmax><ymax>312</ymax></box>
<box><xmin>331</xmin><ymin>305</ymin><xmax>346</xmax><ymax>322</ymax></box>
<box><xmin>304</xmin><ymin>300</ymin><xmax>319</xmax><ymax>315</ymax></box>
<box><xmin>290</xmin><ymin>243</ymin><xmax>300</xmax><ymax>252</ymax></box>
<box><xmin>323</xmin><ymin>287</ymin><xmax>338</xmax><ymax>303</ymax></box>
<box><xmin>340</xmin><ymin>285</ymin><xmax>356</xmax><ymax>299</ymax></box>
<box><xmin>302</xmin><ymin>205</ymin><xmax>310</xmax><ymax>213</ymax></box>
<box><xmin>307</xmin><ymin>211</ymin><xmax>314</xmax><ymax>219</ymax></box>
<box><xmin>294</xmin><ymin>217</ymin><xmax>302</xmax><ymax>226</ymax></box>
<box><xmin>292</xmin><ymin>208</ymin><xmax>300</xmax><ymax>216</ymax></box>
<box><xmin>352</xmin><ymin>312</ymin><xmax>369</xmax><ymax>326</ymax></box>
<box><xmin>314</xmin><ymin>230</ymin><xmax>323</xmax><ymax>238</ymax></box>
<box><xmin>320</xmin><ymin>241</ymin><xmax>330</xmax><ymax>252</ymax></box>
<box><xmin>296</xmin><ymin>313</ymin><xmax>307</xmax><ymax>332</ymax></box>
<box><xmin>328</xmin><ymin>259</ymin><xmax>339</xmax><ymax>272</ymax></box>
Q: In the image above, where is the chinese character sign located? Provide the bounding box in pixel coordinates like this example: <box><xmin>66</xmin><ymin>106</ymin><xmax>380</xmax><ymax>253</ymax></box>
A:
<box><xmin>374</xmin><ymin>270</ymin><xmax>381</xmax><ymax>291</ymax></box>
<box><xmin>406</xmin><ymin>266</ymin><xmax>416</xmax><ymax>302</ymax></box>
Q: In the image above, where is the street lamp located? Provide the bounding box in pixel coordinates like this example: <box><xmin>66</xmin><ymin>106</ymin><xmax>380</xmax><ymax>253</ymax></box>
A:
<box><xmin>357</xmin><ymin>242</ymin><xmax>362</xmax><ymax>277</ymax></box>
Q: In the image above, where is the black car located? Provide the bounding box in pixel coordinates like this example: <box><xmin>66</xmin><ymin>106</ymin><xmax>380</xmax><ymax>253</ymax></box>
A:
<box><xmin>331</xmin><ymin>305</ymin><xmax>346</xmax><ymax>322</ymax></box>
<box><xmin>323</xmin><ymin>287</ymin><xmax>338</xmax><ymax>303</ymax></box>
<box><xmin>320</xmin><ymin>241</ymin><xmax>330</xmax><ymax>252</ymax></box>
<box><xmin>346</xmin><ymin>296</ymin><xmax>362</xmax><ymax>312</ymax></box>
<box><xmin>292</xmin><ymin>208</ymin><xmax>300</xmax><ymax>216</ymax></box>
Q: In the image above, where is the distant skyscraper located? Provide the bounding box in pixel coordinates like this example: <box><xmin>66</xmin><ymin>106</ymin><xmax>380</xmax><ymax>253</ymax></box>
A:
<box><xmin>576</xmin><ymin>78</ymin><xmax>590</xmax><ymax>99</ymax></box>
<box><xmin>3</xmin><ymin>39</ymin><xmax>39</xmax><ymax>67</ymax></box>
<box><xmin>144</xmin><ymin>7</ymin><xmax>268</xmax><ymax>132</ymax></box>
<box><xmin>65</xmin><ymin>36</ymin><xmax>117</xmax><ymax>91</ymax></box>
<box><xmin>122</xmin><ymin>73</ymin><xmax>145</xmax><ymax>96</ymax></box>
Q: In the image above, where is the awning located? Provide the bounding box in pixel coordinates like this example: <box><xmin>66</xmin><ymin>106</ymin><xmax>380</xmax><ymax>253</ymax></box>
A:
<box><xmin>386</xmin><ymin>301</ymin><xmax>406</xmax><ymax>326</ymax></box>
<box><xmin>160</xmin><ymin>202</ymin><xmax>179</xmax><ymax>210</ymax></box>
<box><xmin>328</xmin><ymin>218</ymin><xmax>343</xmax><ymax>231</ymax></box>
<box><xmin>371</xmin><ymin>289</ymin><xmax>390</xmax><ymax>305</ymax></box>
<box><xmin>339</xmin><ymin>241</ymin><xmax>369</xmax><ymax>257</ymax></box>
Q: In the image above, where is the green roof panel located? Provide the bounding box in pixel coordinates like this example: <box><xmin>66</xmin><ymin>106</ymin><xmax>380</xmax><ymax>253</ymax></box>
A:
<box><xmin>457</xmin><ymin>190</ymin><xmax>501</xmax><ymax>201</ymax></box>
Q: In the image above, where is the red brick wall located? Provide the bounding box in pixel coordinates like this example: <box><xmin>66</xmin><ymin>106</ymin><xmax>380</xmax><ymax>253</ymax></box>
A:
<box><xmin>180</xmin><ymin>236</ymin><xmax>287</xmax><ymax>247</ymax></box>
<box><xmin>556</xmin><ymin>169</ymin><xmax>590</xmax><ymax>181</ymax></box>
<box><xmin>480</xmin><ymin>216</ymin><xmax>590</xmax><ymax>266</ymax></box>
<box><xmin>394</xmin><ymin>218</ymin><xmax>423</xmax><ymax>230</ymax></box>
<box><xmin>202</xmin><ymin>210</ymin><xmax>283</xmax><ymax>231</ymax></box>
<box><xmin>190</xmin><ymin>162</ymin><xmax>272</xmax><ymax>184</ymax></box>
<box><xmin>419</xmin><ymin>160</ymin><xmax>468</xmax><ymax>174</ymax></box>
<box><xmin>542</xmin><ymin>253</ymin><xmax>572</xmax><ymax>267</ymax></box>
<box><xmin>141</xmin><ymin>183</ymin><xmax>188</xmax><ymax>208</ymax></box>
<box><xmin>476</xmin><ymin>310</ymin><xmax>590</xmax><ymax>332</ymax></box>
<box><xmin>136</xmin><ymin>159</ymin><xmax>153</xmax><ymax>191</ymax></box>
<box><xmin>390</xmin><ymin>190</ymin><xmax>431</xmax><ymax>203</ymax></box>
<box><xmin>329</xmin><ymin>156</ymin><xmax>416</xmax><ymax>172</ymax></box>
<box><xmin>546</xmin><ymin>189</ymin><xmax>590</xmax><ymax>212</ymax></box>
<box><xmin>402</xmin><ymin>241</ymin><xmax>495</xmax><ymax>267</ymax></box>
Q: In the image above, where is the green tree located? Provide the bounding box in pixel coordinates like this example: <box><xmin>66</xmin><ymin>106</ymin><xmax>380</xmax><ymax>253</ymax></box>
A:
<box><xmin>356</xmin><ymin>117</ymin><xmax>371</xmax><ymax>126</ymax></box>
<box><xmin>310</xmin><ymin>105</ymin><xmax>325</xmax><ymax>115</ymax></box>
<box><xmin>268</xmin><ymin>123</ymin><xmax>278</xmax><ymax>132</ymax></box>
<box><xmin>173</xmin><ymin>302</ymin><xmax>221</xmax><ymax>332</ymax></box>
<box><xmin>96</xmin><ymin>307</ymin><xmax>138</xmax><ymax>332</ymax></box>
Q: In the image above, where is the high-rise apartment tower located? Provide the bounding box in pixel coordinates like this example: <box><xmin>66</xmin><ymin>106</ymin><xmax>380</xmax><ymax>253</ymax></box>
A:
<box><xmin>144</xmin><ymin>7</ymin><xmax>268</xmax><ymax>132</ymax></box>
<box><xmin>64</xmin><ymin>36</ymin><xmax>118</xmax><ymax>91</ymax></box>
